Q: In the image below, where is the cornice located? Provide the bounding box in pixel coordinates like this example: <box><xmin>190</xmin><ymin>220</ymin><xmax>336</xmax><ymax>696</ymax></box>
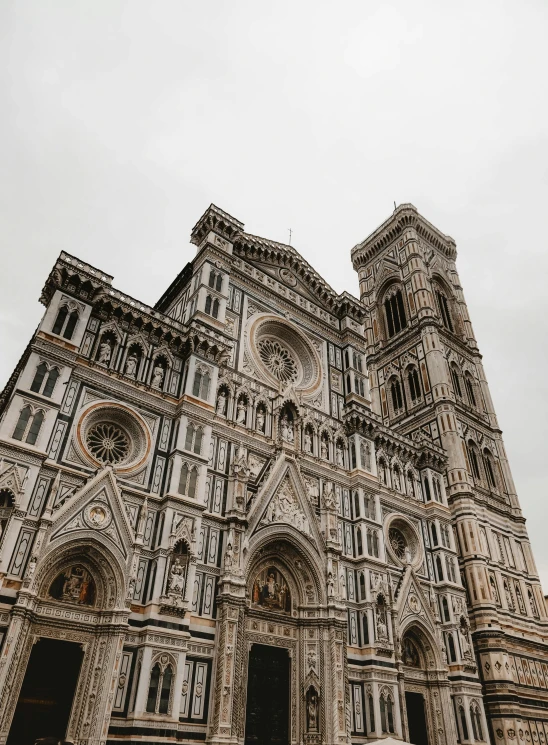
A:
<box><xmin>351</xmin><ymin>204</ymin><xmax>457</xmax><ymax>268</ymax></box>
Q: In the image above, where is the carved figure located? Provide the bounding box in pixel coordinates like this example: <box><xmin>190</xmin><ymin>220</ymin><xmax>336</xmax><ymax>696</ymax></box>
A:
<box><xmin>304</xmin><ymin>430</ymin><xmax>312</xmax><ymax>453</ymax></box>
<box><xmin>307</xmin><ymin>690</ymin><xmax>319</xmax><ymax>732</ymax></box>
<box><xmin>125</xmin><ymin>353</ymin><xmax>138</xmax><ymax>377</ymax></box>
<box><xmin>323</xmin><ymin>483</ymin><xmax>336</xmax><ymax>511</ymax></box>
<box><xmin>169</xmin><ymin>557</ymin><xmax>186</xmax><ymax>595</ymax></box>
<box><xmin>256</xmin><ymin>409</ymin><xmax>265</xmax><ymax>432</ymax></box>
<box><xmin>320</xmin><ymin>439</ymin><xmax>328</xmax><ymax>459</ymax></box>
<box><xmin>327</xmin><ymin>572</ymin><xmax>335</xmax><ymax>598</ymax></box>
<box><xmin>336</xmin><ymin>443</ymin><xmax>344</xmax><ymax>467</ymax></box>
<box><xmin>224</xmin><ymin>542</ymin><xmax>234</xmax><ymax>571</ymax></box>
<box><xmin>98</xmin><ymin>341</ymin><xmax>112</xmax><ymax>365</ymax></box>
<box><xmin>152</xmin><ymin>364</ymin><xmax>165</xmax><ymax>389</ymax></box>
<box><xmin>281</xmin><ymin>415</ymin><xmax>294</xmax><ymax>443</ymax></box>
<box><xmin>236</xmin><ymin>399</ymin><xmax>246</xmax><ymax>424</ymax></box>
<box><xmin>216</xmin><ymin>390</ymin><xmax>227</xmax><ymax>415</ymax></box>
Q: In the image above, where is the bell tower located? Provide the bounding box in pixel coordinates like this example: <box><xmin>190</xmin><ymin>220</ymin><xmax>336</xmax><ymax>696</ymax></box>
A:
<box><xmin>351</xmin><ymin>204</ymin><xmax>548</xmax><ymax>744</ymax></box>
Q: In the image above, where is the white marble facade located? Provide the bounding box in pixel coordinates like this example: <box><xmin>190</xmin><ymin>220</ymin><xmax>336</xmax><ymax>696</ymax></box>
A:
<box><xmin>0</xmin><ymin>204</ymin><xmax>544</xmax><ymax>745</ymax></box>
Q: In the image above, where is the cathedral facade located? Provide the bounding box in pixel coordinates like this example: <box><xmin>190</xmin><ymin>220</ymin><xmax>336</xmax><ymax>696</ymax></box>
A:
<box><xmin>0</xmin><ymin>203</ymin><xmax>545</xmax><ymax>745</ymax></box>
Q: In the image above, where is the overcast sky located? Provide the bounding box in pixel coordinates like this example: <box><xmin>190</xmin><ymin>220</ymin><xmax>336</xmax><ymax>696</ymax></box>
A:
<box><xmin>2</xmin><ymin>1</ymin><xmax>548</xmax><ymax>588</ymax></box>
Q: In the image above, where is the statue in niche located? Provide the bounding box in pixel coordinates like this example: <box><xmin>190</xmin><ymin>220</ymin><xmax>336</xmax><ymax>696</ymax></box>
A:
<box><xmin>407</xmin><ymin>471</ymin><xmax>415</xmax><ymax>496</ymax></box>
<box><xmin>49</xmin><ymin>565</ymin><xmax>95</xmax><ymax>606</ymax></box>
<box><xmin>376</xmin><ymin>601</ymin><xmax>389</xmax><ymax>641</ymax></box>
<box><xmin>360</xmin><ymin>441</ymin><xmax>372</xmax><ymax>470</ymax></box>
<box><xmin>216</xmin><ymin>390</ymin><xmax>227</xmax><ymax>416</ymax></box>
<box><xmin>152</xmin><ymin>364</ymin><xmax>165</xmax><ymax>389</ymax></box>
<box><xmin>168</xmin><ymin>557</ymin><xmax>186</xmax><ymax>596</ymax></box>
<box><xmin>236</xmin><ymin>399</ymin><xmax>246</xmax><ymax>424</ymax></box>
<box><xmin>280</xmin><ymin>415</ymin><xmax>294</xmax><ymax>443</ymax></box>
<box><xmin>393</xmin><ymin>468</ymin><xmax>401</xmax><ymax>491</ymax></box>
<box><xmin>256</xmin><ymin>408</ymin><xmax>265</xmax><ymax>432</ymax></box>
<box><xmin>323</xmin><ymin>483</ymin><xmax>336</xmax><ymax>511</ymax></box>
<box><xmin>125</xmin><ymin>353</ymin><xmax>138</xmax><ymax>378</ymax></box>
<box><xmin>327</xmin><ymin>572</ymin><xmax>335</xmax><ymax>598</ymax></box>
<box><xmin>251</xmin><ymin>566</ymin><xmax>291</xmax><ymax>613</ymax></box>
<box><xmin>98</xmin><ymin>340</ymin><xmax>112</xmax><ymax>365</ymax></box>
<box><xmin>304</xmin><ymin>430</ymin><xmax>312</xmax><ymax>453</ymax></box>
<box><xmin>306</xmin><ymin>688</ymin><xmax>319</xmax><ymax>732</ymax></box>
<box><xmin>459</xmin><ymin>616</ymin><xmax>473</xmax><ymax>659</ymax></box>
<box><xmin>320</xmin><ymin>438</ymin><xmax>328</xmax><ymax>460</ymax></box>
<box><xmin>224</xmin><ymin>542</ymin><xmax>234</xmax><ymax>571</ymax></box>
<box><xmin>336</xmin><ymin>443</ymin><xmax>344</xmax><ymax>467</ymax></box>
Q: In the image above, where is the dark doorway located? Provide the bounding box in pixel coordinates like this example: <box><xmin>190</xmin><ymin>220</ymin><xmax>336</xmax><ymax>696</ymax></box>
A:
<box><xmin>8</xmin><ymin>637</ymin><xmax>84</xmax><ymax>745</ymax></box>
<box><xmin>245</xmin><ymin>644</ymin><xmax>290</xmax><ymax>745</ymax></box>
<box><xmin>405</xmin><ymin>691</ymin><xmax>429</xmax><ymax>745</ymax></box>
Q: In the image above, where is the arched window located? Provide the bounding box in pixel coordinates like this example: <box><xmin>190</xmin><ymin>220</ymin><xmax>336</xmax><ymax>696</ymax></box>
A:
<box><xmin>436</xmin><ymin>289</ymin><xmax>454</xmax><ymax>332</ymax></box>
<box><xmin>26</xmin><ymin>410</ymin><xmax>44</xmax><ymax>445</ymax></box>
<box><xmin>52</xmin><ymin>305</ymin><xmax>68</xmax><ymax>335</ymax></box>
<box><xmin>13</xmin><ymin>406</ymin><xmax>44</xmax><ymax>445</ymax></box>
<box><xmin>368</xmin><ymin>694</ymin><xmax>375</xmax><ymax>733</ymax></box>
<box><xmin>208</xmin><ymin>269</ymin><xmax>217</xmax><ymax>288</ymax></box>
<box><xmin>431</xmin><ymin>523</ymin><xmax>439</xmax><ymax>546</ymax></box>
<box><xmin>205</xmin><ymin>295</ymin><xmax>212</xmax><ymax>315</ymax></box>
<box><xmin>470</xmin><ymin>703</ymin><xmax>483</xmax><ymax>742</ymax></box>
<box><xmin>464</xmin><ymin>372</ymin><xmax>477</xmax><ymax>407</ymax></box>
<box><xmin>42</xmin><ymin>368</ymin><xmax>59</xmax><ymax>397</ymax></box>
<box><xmin>384</xmin><ymin>289</ymin><xmax>407</xmax><ymax>338</ymax></box>
<box><xmin>359</xmin><ymin>572</ymin><xmax>366</xmax><ymax>600</ymax></box>
<box><xmin>447</xmin><ymin>632</ymin><xmax>457</xmax><ymax>662</ymax></box>
<box><xmin>483</xmin><ymin>449</ymin><xmax>497</xmax><ymax>488</ymax></box>
<box><xmin>146</xmin><ymin>663</ymin><xmax>161</xmax><ymax>713</ymax></box>
<box><xmin>442</xmin><ymin>596</ymin><xmax>450</xmax><ymax>622</ymax></box>
<box><xmin>179</xmin><ymin>463</ymin><xmax>189</xmax><ymax>495</ymax></box>
<box><xmin>216</xmin><ymin>273</ymin><xmax>223</xmax><ymax>292</ymax></box>
<box><xmin>212</xmin><ymin>298</ymin><xmax>220</xmax><ymax>319</ymax></box>
<box><xmin>390</xmin><ymin>378</ymin><xmax>403</xmax><ymax>413</ymax></box>
<box><xmin>362</xmin><ymin>612</ymin><xmax>369</xmax><ymax>644</ymax></box>
<box><xmin>458</xmin><ymin>705</ymin><xmax>469</xmax><ymax>741</ymax></box>
<box><xmin>379</xmin><ymin>691</ymin><xmax>395</xmax><ymax>734</ymax></box>
<box><xmin>52</xmin><ymin>305</ymin><xmax>79</xmax><ymax>340</ymax></box>
<box><xmin>184</xmin><ymin>423</ymin><xmax>203</xmax><ymax>455</ymax></box>
<box><xmin>146</xmin><ymin>661</ymin><xmax>174</xmax><ymax>715</ymax></box>
<box><xmin>528</xmin><ymin>588</ymin><xmax>539</xmax><ymax>618</ymax></box>
<box><xmin>423</xmin><ymin>476</ymin><xmax>432</xmax><ymax>501</ymax></box>
<box><xmin>185</xmin><ymin>423</ymin><xmax>195</xmax><ymax>451</ymax></box>
<box><xmin>192</xmin><ymin>367</ymin><xmax>211</xmax><ymax>400</ymax></box>
<box><xmin>408</xmin><ymin>366</ymin><xmax>421</xmax><ymax>402</ymax></box>
<box><xmin>367</xmin><ymin>529</ymin><xmax>379</xmax><ymax>558</ymax></box>
<box><xmin>436</xmin><ymin>555</ymin><xmax>444</xmax><ymax>581</ymax></box>
<box><xmin>188</xmin><ymin>468</ymin><xmax>198</xmax><ymax>499</ymax></box>
<box><xmin>450</xmin><ymin>364</ymin><xmax>462</xmax><ymax>398</ymax></box>
<box><xmin>356</xmin><ymin>528</ymin><xmax>363</xmax><ymax>556</ymax></box>
<box><xmin>432</xmin><ymin>476</ymin><xmax>443</xmax><ymax>502</ymax></box>
<box><xmin>30</xmin><ymin>362</ymin><xmax>48</xmax><ymax>393</ymax></box>
<box><xmin>353</xmin><ymin>490</ymin><xmax>361</xmax><ymax>518</ymax></box>
<box><xmin>159</xmin><ymin>665</ymin><xmax>173</xmax><ymax>714</ymax></box>
<box><xmin>64</xmin><ymin>310</ymin><xmax>79</xmax><ymax>340</ymax></box>
<box><xmin>467</xmin><ymin>442</ymin><xmax>481</xmax><ymax>480</ymax></box>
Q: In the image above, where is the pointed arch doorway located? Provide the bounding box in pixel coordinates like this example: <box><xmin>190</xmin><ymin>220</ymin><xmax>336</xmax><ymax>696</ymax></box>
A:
<box><xmin>7</xmin><ymin>638</ymin><xmax>83</xmax><ymax>745</ymax></box>
<box><xmin>401</xmin><ymin>629</ymin><xmax>433</xmax><ymax>745</ymax></box>
<box><xmin>244</xmin><ymin>644</ymin><xmax>290</xmax><ymax>745</ymax></box>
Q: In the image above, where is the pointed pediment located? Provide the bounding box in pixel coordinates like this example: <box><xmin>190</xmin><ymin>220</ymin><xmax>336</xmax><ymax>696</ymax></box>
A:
<box><xmin>394</xmin><ymin>565</ymin><xmax>438</xmax><ymax>634</ymax></box>
<box><xmin>248</xmin><ymin>455</ymin><xmax>323</xmax><ymax>552</ymax></box>
<box><xmin>0</xmin><ymin>463</ymin><xmax>25</xmax><ymax>500</ymax></box>
<box><xmin>48</xmin><ymin>467</ymin><xmax>135</xmax><ymax>561</ymax></box>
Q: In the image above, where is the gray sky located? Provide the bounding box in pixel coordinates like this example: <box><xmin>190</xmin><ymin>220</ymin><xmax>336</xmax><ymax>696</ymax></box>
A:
<box><xmin>2</xmin><ymin>1</ymin><xmax>548</xmax><ymax>587</ymax></box>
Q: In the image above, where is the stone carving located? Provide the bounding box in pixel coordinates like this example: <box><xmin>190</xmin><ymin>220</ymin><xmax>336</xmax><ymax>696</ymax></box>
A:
<box><xmin>152</xmin><ymin>364</ymin><xmax>165</xmax><ymax>389</ymax></box>
<box><xmin>98</xmin><ymin>341</ymin><xmax>112</xmax><ymax>365</ymax></box>
<box><xmin>280</xmin><ymin>415</ymin><xmax>294</xmax><ymax>443</ymax></box>
<box><xmin>125</xmin><ymin>353</ymin><xmax>138</xmax><ymax>377</ymax></box>
<box><xmin>236</xmin><ymin>399</ymin><xmax>247</xmax><ymax>425</ymax></box>
<box><xmin>216</xmin><ymin>389</ymin><xmax>228</xmax><ymax>416</ymax></box>
<box><xmin>262</xmin><ymin>479</ymin><xmax>310</xmax><ymax>536</ymax></box>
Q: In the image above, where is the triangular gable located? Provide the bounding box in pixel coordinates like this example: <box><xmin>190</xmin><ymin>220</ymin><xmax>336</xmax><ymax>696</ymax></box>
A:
<box><xmin>248</xmin><ymin>454</ymin><xmax>324</xmax><ymax>553</ymax></box>
<box><xmin>393</xmin><ymin>565</ymin><xmax>438</xmax><ymax>634</ymax></box>
<box><xmin>47</xmin><ymin>467</ymin><xmax>135</xmax><ymax>561</ymax></box>
<box><xmin>0</xmin><ymin>463</ymin><xmax>25</xmax><ymax>501</ymax></box>
<box><xmin>248</xmin><ymin>259</ymin><xmax>332</xmax><ymax>309</ymax></box>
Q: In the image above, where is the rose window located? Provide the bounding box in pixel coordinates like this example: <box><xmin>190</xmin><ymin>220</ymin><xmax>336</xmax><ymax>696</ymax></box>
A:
<box><xmin>388</xmin><ymin>527</ymin><xmax>408</xmax><ymax>560</ymax></box>
<box><xmin>76</xmin><ymin>402</ymin><xmax>152</xmax><ymax>473</ymax></box>
<box><xmin>257</xmin><ymin>339</ymin><xmax>298</xmax><ymax>384</ymax></box>
<box><xmin>86</xmin><ymin>423</ymin><xmax>130</xmax><ymax>464</ymax></box>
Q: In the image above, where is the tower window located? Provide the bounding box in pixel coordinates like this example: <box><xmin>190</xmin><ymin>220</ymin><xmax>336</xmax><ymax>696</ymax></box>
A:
<box><xmin>384</xmin><ymin>289</ymin><xmax>407</xmax><ymax>338</ymax></box>
<box><xmin>436</xmin><ymin>290</ymin><xmax>454</xmax><ymax>332</ymax></box>
<box><xmin>52</xmin><ymin>305</ymin><xmax>79</xmax><ymax>340</ymax></box>
<box><xmin>450</xmin><ymin>364</ymin><xmax>462</xmax><ymax>398</ymax></box>
<box><xmin>464</xmin><ymin>373</ymin><xmax>477</xmax><ymax>407</ymax></box>
<box><xmin>467</xmin><ymin>442</ymin><xmax>481</xmax><ymax>480</ymax></box>
<box><xmin>407</xmin><ymin>367</ymin><xmax>421</xmax><ymax>402</ymax></box>
<box><xmin>13</xmin><ymin>406</ymin><xmax>45</xmax><ymax>445</ymax></box>
<box><xmin>390</xmin><ymin>378</ymin><xmax>403</xmax><ymax>413</ymax></box>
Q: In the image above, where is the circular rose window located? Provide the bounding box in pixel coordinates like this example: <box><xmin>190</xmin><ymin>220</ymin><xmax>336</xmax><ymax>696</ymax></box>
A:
<box><xmin>247</xmin><ymin>314</ymin><xmax>322</xmax><ymax>394</ymax></box>
<box><xmin>384</xmin><ymin>515</ymin><xmax>423</xmax><ymax>569</ymax></box>
<box><xmin>76</xmin><ymin>402</ymin><xmax>152</xmax><ymax>474</ymax></box>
